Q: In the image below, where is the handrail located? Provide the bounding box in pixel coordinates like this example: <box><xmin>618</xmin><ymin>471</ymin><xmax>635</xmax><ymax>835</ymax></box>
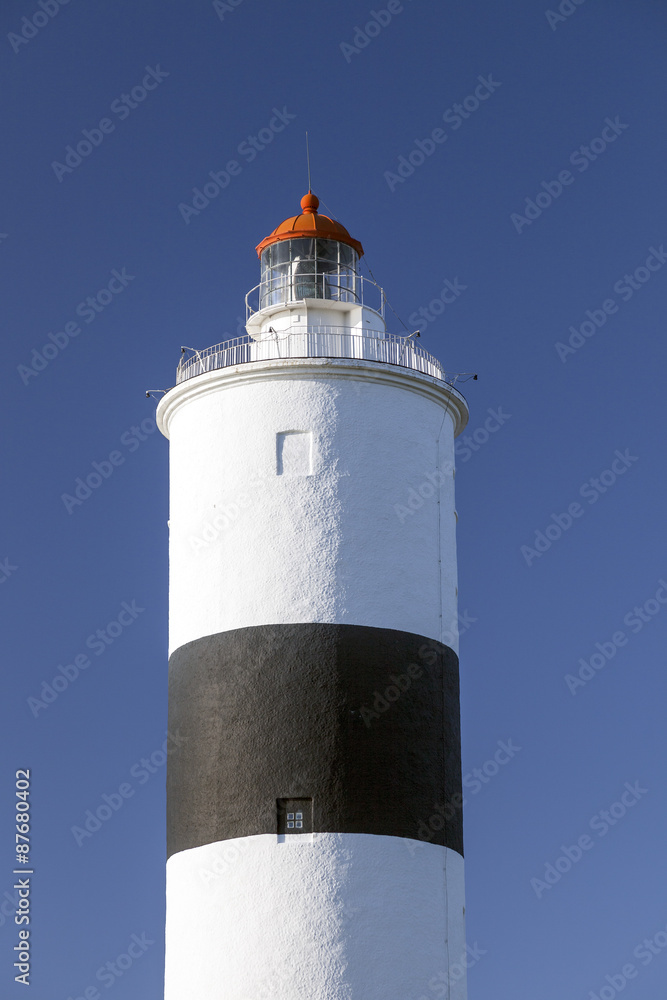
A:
<box><xmin>246</xmin><ymin>273</ymin><xmax>385</xmax><ymax>320</ymax></box>
<box><xmin>175</xmin><ymin>327</ymin><xmax>456</xmax><ymax>386</ymax></box>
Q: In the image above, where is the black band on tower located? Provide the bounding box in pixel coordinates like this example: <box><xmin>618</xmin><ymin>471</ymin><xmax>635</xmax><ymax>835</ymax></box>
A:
<box><xmin>167</xmin><ymin>623</ymin><xmax>463</xmax><ymax>858</ymax></box>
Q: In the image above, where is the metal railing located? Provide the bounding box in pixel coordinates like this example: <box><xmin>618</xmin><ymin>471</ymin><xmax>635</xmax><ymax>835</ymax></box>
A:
<box><xmin>175</xmin><ymin>326</ymin><xmax>455</xmax><ymax>385</ymax></box>
<box><xmin>246</xmin><ymin>273</ymin><xmax>386</xmax><ymax>320</ymax></box>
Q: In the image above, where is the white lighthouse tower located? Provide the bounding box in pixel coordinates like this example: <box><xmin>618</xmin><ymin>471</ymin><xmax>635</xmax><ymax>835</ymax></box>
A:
<box><xmin>157</xmin><ymin>192</ymin><xmax>470</xmax><ymax>1000</ymax></box>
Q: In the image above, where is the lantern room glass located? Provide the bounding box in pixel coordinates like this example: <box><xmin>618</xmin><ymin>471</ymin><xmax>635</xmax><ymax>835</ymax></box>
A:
<box><xmin>260</xmin><ymin>239</ymin><xmax>359</xmax><ymax>309</ymax></box>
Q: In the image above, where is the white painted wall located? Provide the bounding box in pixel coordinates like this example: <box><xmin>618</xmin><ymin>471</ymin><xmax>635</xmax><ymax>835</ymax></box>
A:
<box><xmin>157</xmin><ymin>358</ymin><xmax>468</xmax><ymax>657</ymax></box>
<box><xmin>246</xmin><ymin>300</ymin><xmax>384</xmax><ymax>337</ymax></box>
<box><xmin>165</xmin><ymin>834</ymin><xmax>467</xmax><ymax>1000</ymax></box>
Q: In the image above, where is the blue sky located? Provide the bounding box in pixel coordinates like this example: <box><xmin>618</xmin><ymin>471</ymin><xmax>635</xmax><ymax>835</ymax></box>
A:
<box><xmin>1</xmin><ymin>0</ymin><xmax>667</xmax><ymax>996</ymax></box>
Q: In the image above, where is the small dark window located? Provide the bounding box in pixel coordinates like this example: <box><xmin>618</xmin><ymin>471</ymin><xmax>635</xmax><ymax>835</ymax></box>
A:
<box><xmin>277</xmin><ymin>798</ymin><xmax>312</xmax><ymax>834</ymax></box>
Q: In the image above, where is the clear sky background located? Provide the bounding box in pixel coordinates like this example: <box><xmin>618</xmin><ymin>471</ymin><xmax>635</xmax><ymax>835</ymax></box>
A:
<box><xmin>1</xmin><ymin>0</ymin><xmax>666</xmax><ymax>997</ymax></box>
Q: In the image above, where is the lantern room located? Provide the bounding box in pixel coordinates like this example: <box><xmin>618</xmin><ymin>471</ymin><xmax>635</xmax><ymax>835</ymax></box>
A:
<box><xmin>258</xmin><ymin>237</ymin><xmax>359</xmax><ymax>309</ymax></box>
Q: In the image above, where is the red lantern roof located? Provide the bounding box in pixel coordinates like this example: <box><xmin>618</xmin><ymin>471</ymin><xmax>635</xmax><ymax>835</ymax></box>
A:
<box><xmin>255</xmin><ymin>192</ymin><xmax>364</xmax><ymax>258</ymax></box>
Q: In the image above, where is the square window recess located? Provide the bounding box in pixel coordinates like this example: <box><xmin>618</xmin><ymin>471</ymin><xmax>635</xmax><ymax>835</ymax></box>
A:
<box><xmin>277</xmin><ymin>798</ymin><xmax>312</xmax><ymax>835</ymax></box>
<box><xmin>276</xmin><ymin>431</ymin><xmax>312</xmax><ymax>476</ymax></box>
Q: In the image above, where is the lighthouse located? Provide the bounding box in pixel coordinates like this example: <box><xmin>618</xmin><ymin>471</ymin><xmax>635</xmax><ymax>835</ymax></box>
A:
<box><xmin>157</xmin><ymin>192</ymin><xmax>470</xmax><ymax>999</ymax></box>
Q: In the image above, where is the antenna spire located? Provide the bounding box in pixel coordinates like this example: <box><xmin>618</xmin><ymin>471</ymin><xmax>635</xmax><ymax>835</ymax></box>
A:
<box><xmin>305</xmin><ymin>131</ymin><xmax>312</xmax><ymax>192</ymax></box>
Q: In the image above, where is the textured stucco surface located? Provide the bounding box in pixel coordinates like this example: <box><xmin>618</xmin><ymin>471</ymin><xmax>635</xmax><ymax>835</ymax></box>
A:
<box><xmin>167</xmin><ymin>623</ymin><xmax>462</xmax><ymax>857</ymax></box>
<box><xmin>165</xmin><ymin>834</ymin><xmax>467</xmax><ymax>1000</ymax></box>
<box><xmin>159</xmin><ymin>354</ymin><xmax>469</xmax><ymax>999</ymax></box>
<box><xmin>159</xmin><ymin>360</ymin><xmax>464</xmax><ymax>656</ymax></box>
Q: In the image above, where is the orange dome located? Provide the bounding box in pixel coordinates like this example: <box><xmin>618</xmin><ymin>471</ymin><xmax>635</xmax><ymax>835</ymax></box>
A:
<box><xmin>255</xmin><ymin>192</ymin><xmax>364</xmax><ymax>258</ymax></box>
